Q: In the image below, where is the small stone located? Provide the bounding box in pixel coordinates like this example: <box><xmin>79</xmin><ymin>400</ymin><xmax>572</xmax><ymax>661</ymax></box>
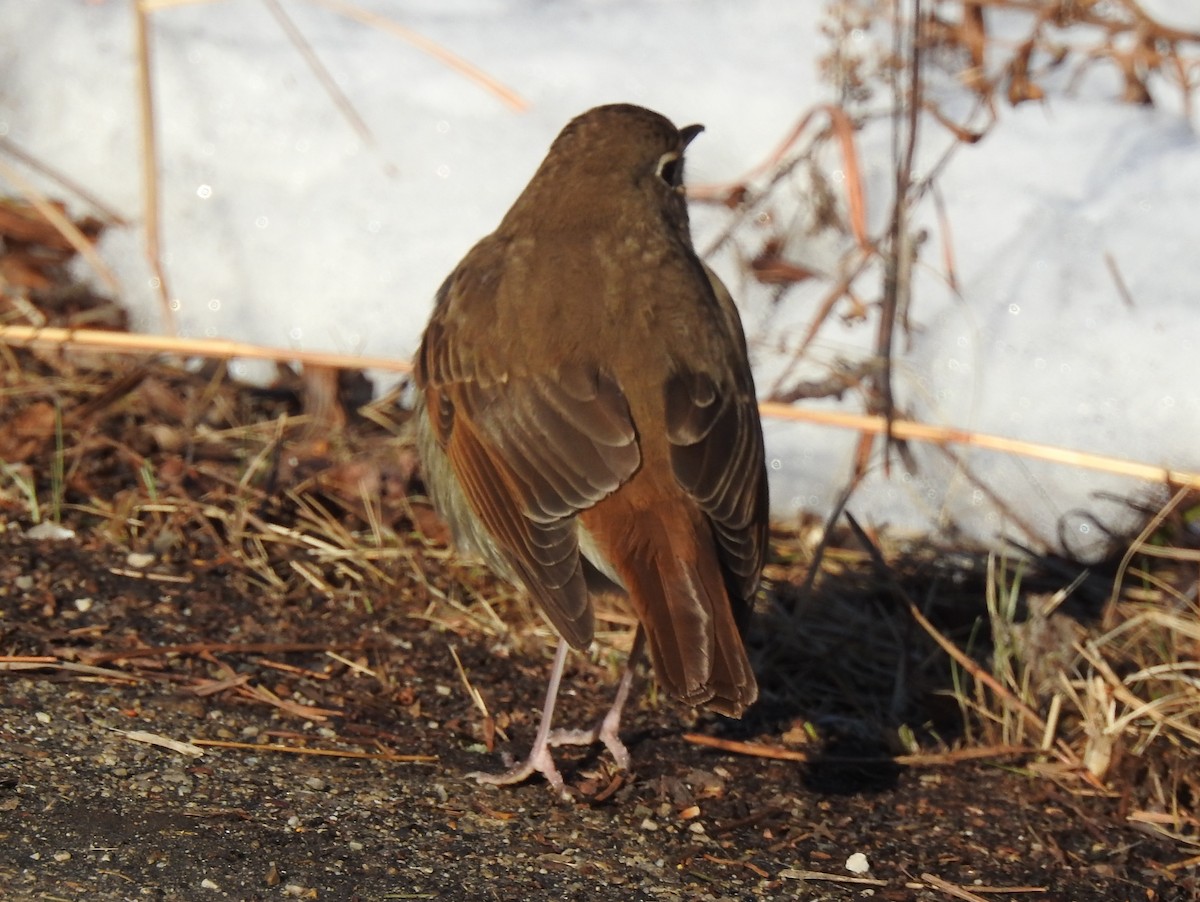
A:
<box><xmin>640</xmin><ymin>818</ymin><xmax>659</xmax><ymax>832</ymax></box>
<box><xmin>25</xmin><ymin>521</ymin><xmax>75</xmax><ymax>541</ymax></box>
<box><xmin>846</xmin><ymin>852</ymin><xmax>870</xmax><ymax>874</ymax></box>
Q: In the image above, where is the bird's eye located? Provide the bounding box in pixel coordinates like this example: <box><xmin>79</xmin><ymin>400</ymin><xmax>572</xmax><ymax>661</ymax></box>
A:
<box><xmin>656</xmin><ymin>151</ymin><xmax>684</xmax><ymax>187</ymax></box>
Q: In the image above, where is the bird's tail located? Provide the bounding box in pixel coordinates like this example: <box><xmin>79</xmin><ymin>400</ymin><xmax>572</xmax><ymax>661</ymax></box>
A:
<box><xmin>616</xmin><ymin>505</ymin><xmax>757</xmax><ymax>717</ymax></box>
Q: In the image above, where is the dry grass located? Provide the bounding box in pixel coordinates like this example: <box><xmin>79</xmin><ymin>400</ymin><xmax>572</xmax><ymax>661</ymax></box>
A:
<box><xmin>754</xmin><ymin>496</ymin><xmax>1200</xmax><ymax>851</ymax></box>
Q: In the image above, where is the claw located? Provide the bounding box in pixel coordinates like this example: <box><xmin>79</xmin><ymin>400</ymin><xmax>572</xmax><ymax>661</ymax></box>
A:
<box><xmin>468</xmin><ymin>741</ymin><xmax>568</xmax><ymax>795</ymax></box>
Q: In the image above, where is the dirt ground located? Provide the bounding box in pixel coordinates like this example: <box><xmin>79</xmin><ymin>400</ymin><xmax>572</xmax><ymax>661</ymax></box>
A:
<box><xmin>0</xmin><ymin>525</ymin><xmax>1190</xmax><ymax>902</ymax></box>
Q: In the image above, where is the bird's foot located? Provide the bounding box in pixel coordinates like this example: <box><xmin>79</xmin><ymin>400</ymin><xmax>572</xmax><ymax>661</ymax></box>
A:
<box><xmin>468</xmin><ymin>742</ymin><xmax>571</xmax><ymax>798</ymax></box>
<box><xmin>467</xmin><ymin>634</ymin><xmax>640</xmax><ymax>798</ymax></box>
<box><xmin>546</xmin><ymin>715</ymin><xmax>631</xmax><ymax>771</ymax></box>
<box><xmin>468</xmin><ymin>715</ymin><xmax>631</xmax><ymax>798</ymax></box>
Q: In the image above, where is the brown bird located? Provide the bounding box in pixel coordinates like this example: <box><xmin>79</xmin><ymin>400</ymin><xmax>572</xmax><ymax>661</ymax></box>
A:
<box><xmin>414</xmin><ymin>103</ymin><xmax>768</xmax><ymax>792</ymax></box>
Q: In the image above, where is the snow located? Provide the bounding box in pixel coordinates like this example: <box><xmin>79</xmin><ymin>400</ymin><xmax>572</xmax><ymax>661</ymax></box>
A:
<box><xmin>1</xmin><ymin>0</ymin><xmax>1196</xmax><ymax>557</ymax></box>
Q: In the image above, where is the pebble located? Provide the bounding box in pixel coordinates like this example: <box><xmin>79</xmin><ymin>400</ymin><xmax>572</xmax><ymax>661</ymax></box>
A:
<box><xmin>846</xmin><ymin>852</ymin><xmax>870</xmax><ymax>874</ymax></box>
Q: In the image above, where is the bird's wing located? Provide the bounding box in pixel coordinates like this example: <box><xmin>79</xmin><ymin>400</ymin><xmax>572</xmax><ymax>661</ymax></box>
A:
<box><xmin>416</xmin><ymin>276</ymin><xmax>641</xmax><ymax>648</ymax></box>
<box><xmin>662</xmin><ymin>265</ymin><xmax>768</xmax><ymax>605</ymax></box>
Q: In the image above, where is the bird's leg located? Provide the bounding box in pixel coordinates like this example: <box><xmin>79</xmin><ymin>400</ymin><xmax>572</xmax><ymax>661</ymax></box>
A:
<box><xmin>469</xmin><ymin>637</ymin><xmax>573</xmax><ymax>794</ymax></box>
<box><xmin>545</xmin><ymin>626</ymin><xmax>645</xmax><ymax>771</ymax></box>
<box><xmin>470</xmin><ymin>629</ymin><xmax>645</xmax><ymax>793</ymax></box>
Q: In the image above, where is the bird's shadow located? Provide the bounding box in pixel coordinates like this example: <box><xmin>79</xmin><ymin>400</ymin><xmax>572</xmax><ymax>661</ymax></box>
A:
<box><xmin>726</xmin><ymin>540</ymin><xmax>1117</xmax><ymax>799</ymax></box>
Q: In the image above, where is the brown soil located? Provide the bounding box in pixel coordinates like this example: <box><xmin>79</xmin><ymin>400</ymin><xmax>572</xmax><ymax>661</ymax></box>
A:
<box><xmin>0</xmin><ymin>524</ymin><xmax>1190</xmax><ymax>901</ymax></box>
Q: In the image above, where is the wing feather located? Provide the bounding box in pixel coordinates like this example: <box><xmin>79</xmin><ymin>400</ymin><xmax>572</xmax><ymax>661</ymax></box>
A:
<box><xmin>663</xmin><ymin>267</ymin><xmax>769</xmax><ymax>604</ymax></box>
<box><xmin>416</xmin><ymin>267</ymin><xmax>641</xmax><ymax>646</ymax></box>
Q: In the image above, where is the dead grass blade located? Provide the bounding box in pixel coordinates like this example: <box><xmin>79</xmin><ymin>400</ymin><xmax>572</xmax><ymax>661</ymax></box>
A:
<box><xmin>133</xmin><ymin>0</ymin><xmax>177</xmax><ymax>334</ymax></box>
<box><xmin>759</xmin><ymin>403</ymin><xmax>1200</xmax><ymax>490</ymax></box>
<box><xmin>138</xmin><ymin>0</ymin><xmax>224</xmax><ymax>9</ymax></box>
<box><xmin>110</xmin><ymin>728</ymin><xmax>205</xmax><ymax>758</ymax></box>
<box><xmin>683</xmin><ymin>733</ymin><xmax>1033</xmax><ymax>767</ymax></box>
<box><xmin>0</xmin><ymin>659</ymin><xmax>148</xmax><ymax>682</ymax></box>
<box><xmin>262</xmin><ymin>0</ymin><xmax>389</xmax><ymax>171</ymax></box>
<box><xmin>303</xmin><ymin>0</ymin><xmax>529</xmax><ymax>112</ymax></box>
<box><xmin>190</xmin><ymin>738</ymin><xmax>436</xmax><ymax>763</ymax></box>
<box><xmin>779</xmin><ymin>868</ymin><xmax>887</xmax><ymax>886</ymax></box>
<box><xmin>1106</xmin><ymin>485</ymin><xmax>1193</xmax><ymax>621</ymax></box>
<box><xmin>86</xmin><ymin>641</ymin><xmax>377</xmax><ymax>666</ymax></box>
<box><xmin>917</xmin><ymin>871</ymin><xmax>991</xmax><ymax>902</ymax></box>
<box><xmin>0</xmin><ymin>324</ymin><xmax>411</xmax><ymax>372</ymax></box>
<box><xmin>449</xmin><ymin>643</ymin><xmax>499</xmax><ymax>750</ymax></box>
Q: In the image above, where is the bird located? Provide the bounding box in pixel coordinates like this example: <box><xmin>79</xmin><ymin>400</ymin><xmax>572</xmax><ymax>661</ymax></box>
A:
<box><xmin>413</xmin><ymin>103</ymin><xmax>768</xmax><ymax>793</ymax></box>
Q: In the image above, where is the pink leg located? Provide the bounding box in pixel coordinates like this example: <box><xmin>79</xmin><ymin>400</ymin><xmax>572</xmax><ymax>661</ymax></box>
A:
<box><xmin>546</xmin><ymin>626</ymin><xmax>645</xmax><ymax>770</ymax></box>
<box><xmin>469</xmin><ymin>628</ymin><xmax>645</xmax><ymax>794</ymax></box>
<box><xmin>469</xmin><ymin>637</ymin><xmax>574</xmax><ymax>794</ymax></box>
